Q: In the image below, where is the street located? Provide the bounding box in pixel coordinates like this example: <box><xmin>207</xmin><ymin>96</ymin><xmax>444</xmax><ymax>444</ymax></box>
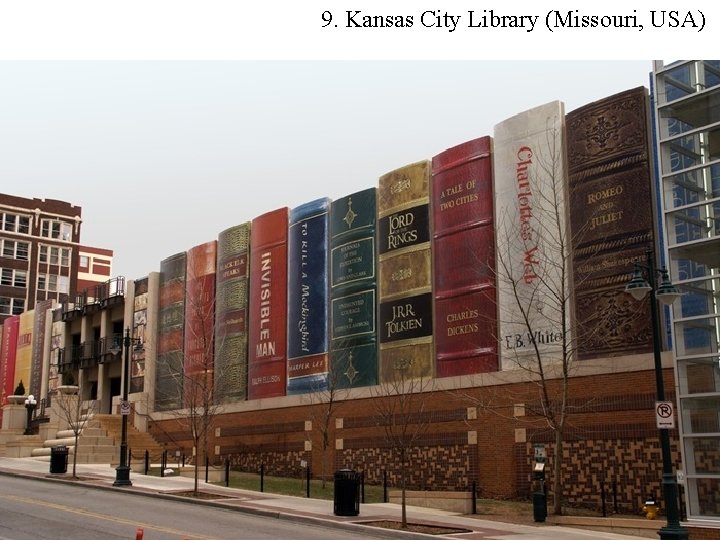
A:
<box><xmin>0</xmin><ymin>475</ymin><xmax>378</xmax><ymax>540</ymax></box>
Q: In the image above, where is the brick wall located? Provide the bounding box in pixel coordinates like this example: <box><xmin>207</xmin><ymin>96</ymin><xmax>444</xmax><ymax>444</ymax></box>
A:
<box><xmin>151</xmin><ymin>366</ymin><xmax>684</xmax><ymax>514</ymax></box>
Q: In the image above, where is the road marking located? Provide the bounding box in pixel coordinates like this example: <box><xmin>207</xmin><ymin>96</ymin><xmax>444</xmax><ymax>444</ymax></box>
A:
<box><xmin>0</xmin><ymin>494</ymin><xmax>220</xmax><ymax>540</ymax></box>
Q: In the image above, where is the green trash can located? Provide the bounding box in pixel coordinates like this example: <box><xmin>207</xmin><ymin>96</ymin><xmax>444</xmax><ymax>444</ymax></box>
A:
<box><xmin>50</xmin><ymin>445</ymin><xmax>68</xmax><ymax>474</ymax></box>
<box><xmin>533</xmin><ymin>491</ymin><xmax>547</xmax><ymax>522</ymax></box>
<box><xmin>334</xmin><ymin>469</ymin><xmax>360</xmax><ymax>516</ymax></box>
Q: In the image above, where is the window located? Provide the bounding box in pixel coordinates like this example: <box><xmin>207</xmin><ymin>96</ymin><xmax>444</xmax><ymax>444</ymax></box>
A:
<box><xmin>1</xmin><ymin>269</ymin><xmax>27</xmax><ymax>287</ymax></box>
<box><xmin>80</xmin><ymin>255</ymin><xmax>89</xmax><ymax>268</ymax></box>
<box><xmin>40</xmin><ymin>219</ymin><xmax>73</xmax><ymax>241</ymax></box>
<box><xmin>58</xmin><ymin>275</ymin><xmax>69</xmax><ymax>294</ymax></box>
<box><xmin>1</xmin><ymin>213</ymin><xmax>30</xmax><ymax>234</ymax></box>
<box><xmin>17</xmin><ymin>241</ymin><xmax>29</xmax><ymax>260</ymax></box>
<box><xmin>1</xmin><ymin>239</ymin><xmax>30</xmax><ymax>260</ymax></box>
<box><xmin>0</xmin><ymin>297</ymin><xmax>25</xmax><ymax>315</ymax></box>
<box><xmin>37</xmin><ymin>273</ymin><xmax>68</xmax><ymax>293</ymax></box>
<box><xmin>39</xmin><ymin>245</ymin><xmax>71</xmax><ymax>267</ymax></box>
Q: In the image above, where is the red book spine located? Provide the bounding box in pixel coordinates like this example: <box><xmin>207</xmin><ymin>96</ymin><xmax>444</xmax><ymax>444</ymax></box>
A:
<box><xmin>248</xmin><ymin>207</ymin><xmax>289</xmax><ymax>399</ymax></box>
<box><xmin>432</xmin><ymin>136</ymin><xmax>498</xmax><ymax>377</ymax></box>
<box><xmin>184</xmin><ymin>241</ymin><xmax>217</xmax><ymax>407</ymax></box>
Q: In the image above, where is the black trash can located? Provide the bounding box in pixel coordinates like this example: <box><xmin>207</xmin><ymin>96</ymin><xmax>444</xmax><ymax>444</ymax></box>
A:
<box><xmin>533</xmin><ymin>491</ymin><xmax>547</xmax><ymax>522</ymax></box>
<box><xmin>49</xmin><ymin>445</ymin><xmax>68</xmax><ymax>474</ymax></box>
<box><xmin>334</xmin><ymin>469</ymin><xmax>360</xmax><ymax>516</ymax></box>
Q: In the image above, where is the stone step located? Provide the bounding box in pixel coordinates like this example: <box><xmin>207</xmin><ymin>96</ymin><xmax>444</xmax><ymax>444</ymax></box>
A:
<box><xmin>31</xmin><ymin>446</ymin><xmax>74</xmax><ymax>457</ymax></box>
<box><xmin>43</xmin><ymin>437</ymin><xmax>76</xmax><ymax>448</ymax></box>
<box><xmin>56</xmin><ymin>427</ymin><xmax>107</xmax><ymax>439</ymax></box>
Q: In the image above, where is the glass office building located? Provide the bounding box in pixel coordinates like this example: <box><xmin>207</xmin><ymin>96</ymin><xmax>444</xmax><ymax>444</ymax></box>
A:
<box><xmin>653</xmin><ymin>60</ymin><xmax>720</xmax><ymax>521</ymax></box>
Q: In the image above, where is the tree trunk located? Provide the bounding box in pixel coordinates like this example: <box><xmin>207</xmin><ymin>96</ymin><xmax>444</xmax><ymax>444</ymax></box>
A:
<box><xmin>194</xmin><ymin>438</ymin><xmax>200</xmax><ymax>494</ymax></box>
<box><xmin>552</xmin><ymin>429</ymin><xmax>563</xmax><ymax>515</ymax></box>
<box><xmin>72</xmin><ymin>432</ymin><xmax>79</xmax><ymax>478</ymax></box>
<box><xmin>400</xmin><ymin>452</ymin><xmax>407</xmax><ymax>528</ymax></box>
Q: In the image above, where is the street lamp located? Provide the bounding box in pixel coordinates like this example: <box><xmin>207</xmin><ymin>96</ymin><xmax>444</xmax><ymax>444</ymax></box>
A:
<box><xmin>111</xmin><ymin>328</ymin><xmax>142</xmax><ymax>487</ymax></box>
<box><xmin>24</xmin><ymin>394</ymin><xmax>37</xmax><ymax>435</ymax></box>
<box><xmin>625</xmin><ymin>250</ymin><xmax>688</xmax><ymax>540</ymax></box>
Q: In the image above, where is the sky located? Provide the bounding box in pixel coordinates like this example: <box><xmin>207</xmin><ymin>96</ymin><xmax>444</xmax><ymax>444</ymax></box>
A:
<box><xmin>0</xmin><ymin>2</ymin><xmax>715</xmax><ymax>281</ymax></box>
<box><xmin>0</xmin><ymin>61</ymin><xmax>655</xmax><ymax>280</ymax></box>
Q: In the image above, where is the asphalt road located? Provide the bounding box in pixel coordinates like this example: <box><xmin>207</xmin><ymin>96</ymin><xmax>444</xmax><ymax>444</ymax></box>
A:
<box><xmin>0</xmin><ymin>475</ymin><xmax>383</xmax><ymax>540</ymax></box>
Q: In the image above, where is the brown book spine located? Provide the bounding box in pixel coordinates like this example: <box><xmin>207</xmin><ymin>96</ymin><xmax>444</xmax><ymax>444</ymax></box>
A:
<box><xmin>566</xmin><ymin>87</ymin><xmax>656</xmax><ymax>358</ymax></box>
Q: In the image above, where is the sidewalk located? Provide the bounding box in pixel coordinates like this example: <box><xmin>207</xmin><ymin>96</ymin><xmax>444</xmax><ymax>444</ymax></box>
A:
<box><xmin>0</xmin><ymin>456</ymin><xmax>650</xmax><ymax>540</ymax></box>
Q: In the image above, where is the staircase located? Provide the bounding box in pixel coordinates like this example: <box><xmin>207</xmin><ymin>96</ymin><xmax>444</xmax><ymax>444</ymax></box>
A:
<box><xmin>30</xmin><ymin>413</ymin><xmax>117</xmax><ymax>463</ymax></box>
<box><xmin>28</xmin><ymin>413</ymin><xmax>165</xmax><ymax>465</ymax></box>
<box><xmin>94</xmin><ymin>414</ymin><xmax>166</xmax><ymax>465</ymax></box>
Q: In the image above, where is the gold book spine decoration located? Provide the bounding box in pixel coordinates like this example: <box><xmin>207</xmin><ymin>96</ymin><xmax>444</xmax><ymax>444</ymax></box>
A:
<box><xmin>377</xmin><ymin>160</ymin><xmax>433</xmax><ymax>382</ymax></box>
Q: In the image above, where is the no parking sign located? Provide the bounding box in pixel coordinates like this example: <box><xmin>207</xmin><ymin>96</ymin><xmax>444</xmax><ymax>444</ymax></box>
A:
<box><xmin>655</xmin><ymin>401</ymin><xmax>675</xmax><ymax>429</ymax></box>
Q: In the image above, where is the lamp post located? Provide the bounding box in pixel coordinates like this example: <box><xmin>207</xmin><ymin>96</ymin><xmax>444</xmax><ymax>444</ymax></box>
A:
<box><xmin>24</xmin><ymin>394</ymin><xmax>37</xmax><ymax>435</ymax></box>
<box><xmin>625</xmin><ymin>250</ymin><xmax>688</xmax><ymax>540</ymax></box>
<box><xmin>113</xmin><ymin>328</ymin><xmax>138</xmax><ymax>487</ymax></box>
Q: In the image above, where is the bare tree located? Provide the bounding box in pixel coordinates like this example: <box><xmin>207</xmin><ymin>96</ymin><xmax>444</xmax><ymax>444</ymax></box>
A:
<box><xmin>493</xmin><ymin>118</ymin><xmax>576</xmax><ymax>516</ymax></box>
<box><xmin>53</xmin><ymin>383</ymin><xmax>97</xmax><ymax>479</ymax></box>
<box><xmin>154</xmin><ymin>246</ymin><xmax>224</xmax><ymax>494</ymax></box>
<box><xmin>303</xmin><ymin>362</ymin><xmax>350</xmax><ymax>489</ymax></box>
<box><xmin>372</xmin><ymin>359</ymin><xmax>433</xmax><ymax>528</ymax></box>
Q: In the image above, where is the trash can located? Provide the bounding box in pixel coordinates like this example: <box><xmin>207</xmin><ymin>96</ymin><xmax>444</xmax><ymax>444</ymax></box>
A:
<box><xmin>533</xmin><ymin>491</ymin><xmax>547</xmax><ymax>522</ymax></box>
<box><xmin>334</xmin><ymin>469</ymin><xmax>360</xmax><ymax>516</ymax></box>
<box><xmin>49</xmin><ymin>445</ymin><xmax>68</xmax><ymax>474</ymax></box>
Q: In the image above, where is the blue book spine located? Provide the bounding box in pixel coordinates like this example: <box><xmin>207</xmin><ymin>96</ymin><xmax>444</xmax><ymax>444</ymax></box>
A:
<box><xmin>287</xmin><ymin>198</ymin><xmax>331</xmax><ymax>395</ymax></box>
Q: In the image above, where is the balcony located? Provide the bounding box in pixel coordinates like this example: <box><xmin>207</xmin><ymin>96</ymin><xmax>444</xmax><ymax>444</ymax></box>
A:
<box><xmin>61</xmin><ymin>294</ymin><xmax>85</xmax><ymax>322</ymax></box>
<box><xmin>82</xmin><ymin>276</ymin><xmax>125</xmax><ymax>314</ymax></box>
<box><xmin>98</xmin><ymin>333</ymin><xmax>123</xmax><ymax>364</ymax></box>
<box><xmin>79</xmin><ymin>340</ymin><xmax>99</xmax><ymax>369</ymax></box>
<box><xmin>57</xmin><ymin>347</ymin><xmax>79</xmax><ymax>374</ymax></box>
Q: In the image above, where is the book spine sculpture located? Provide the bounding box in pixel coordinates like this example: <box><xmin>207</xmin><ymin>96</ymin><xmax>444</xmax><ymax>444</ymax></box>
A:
<box><xmin>493</xmin><ymin>101</ymin><xmax>570</xmax><ymax>370</ymax></box>
<box><xmin>566</xmin><ymin>87</ymin><xmax>657</xmax><ymax>358</ymax></box>
<box><xmin>248</xmin><ymin>207</ymin><xmax>289</xmax><ymax>400</ymax></box>
<box><xmin>287</xmin><ymin>198</ymin><xmax>331</xmax><ymax>395</ymax></box>
<box><xmin>431</xmin><ymin>136</ymin><xmax>498</xmax><ymax>377</ymax></box>
<box><xmin>330</xmin><ymin>187</ymin><xmax>378</xmax><ymax>388</ymax></box>
<box><xmin>215</xmin><ymin>222</ymin><xmax>251</xmax><ymax>403</ymax></box>
<box><xmin>183</xmin><ymin>241</ymin><xmax>217</xmax><ymax>407</ymax></box>
<box><xmin>156</xmin><ymin>251</ymin><xmax>186</xmax><ymax>411</ymax></box>
<box><xmin>377</xmin><ymin>160</ymin><xmax>434</xmax><ymax>381</ymax></box>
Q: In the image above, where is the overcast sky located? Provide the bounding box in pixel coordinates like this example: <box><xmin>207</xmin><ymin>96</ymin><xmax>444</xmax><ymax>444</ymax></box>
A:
<box><xmin>0</xmin><ymin>60</ymin><xmax>653</xmax><ymax>280</ymax></box>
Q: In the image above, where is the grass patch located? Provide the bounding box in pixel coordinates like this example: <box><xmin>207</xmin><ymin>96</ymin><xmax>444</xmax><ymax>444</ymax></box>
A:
<box><xmin>218</xmin><ymin>471</ymin><xmax>387</xmax><ymax>503</ymax></box>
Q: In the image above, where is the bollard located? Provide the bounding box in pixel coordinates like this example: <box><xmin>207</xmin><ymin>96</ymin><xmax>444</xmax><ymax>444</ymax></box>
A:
<box><xmin>135</xmin><ymin>528</ymin><xmax>144</xmax><ymax>540</ymax></box>
<box><xmin>144</xmin><ymin>450</ymin><xmax>149</xmax><ymax>475</ymax></box>
<box><xmin>472</xmin><ymin>481</ymin><xmax>477</xmax><ymax>515</ymax></box>
<box><xmin>383</xmin><ymin>470</ymin><xmax>388</xmax><ymax>503</ymax></box>
<box><xmin>260</xmin><ymin>463</ymin><xmax>264</xmax><ymax>492</ymax></box>
<box><xmin>205</xmin><ymin>456</ymin><xmax>209</xmax><ymax>483</ymax></box>
<box><xmin>306</xmin><ymin>465</ymin><xmax>310</xmax><ymax>498</ymax></box>
<box><xmin>361</xmin><ymin>471</ymin><xmax>365</xmax><ymax>504</ymax></box>
<box><xmin>225</xmin><ymin>459</ymin><xmax>230</xmax><ymax>487</ymax></box>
